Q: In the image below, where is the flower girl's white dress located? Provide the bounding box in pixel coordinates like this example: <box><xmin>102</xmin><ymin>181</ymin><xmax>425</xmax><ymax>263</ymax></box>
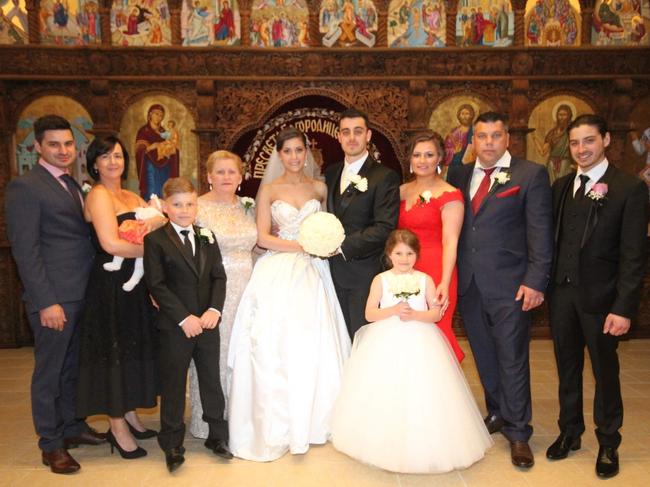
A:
<box><xmin>331</xmin><ymin>270</ymin><xmax>493</xmax><ymax>473</ymax></box>
<box><xmin>227</xmin><ymin>199</ymin><xmax>351</xmax><ymax>461</ymax></box>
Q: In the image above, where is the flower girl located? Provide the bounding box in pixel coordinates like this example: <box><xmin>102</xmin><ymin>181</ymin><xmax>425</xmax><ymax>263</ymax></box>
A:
<box><xmin>331</xmin><ymin>229</ymin><xmax>493</xmax><ymax>474</ymax></box>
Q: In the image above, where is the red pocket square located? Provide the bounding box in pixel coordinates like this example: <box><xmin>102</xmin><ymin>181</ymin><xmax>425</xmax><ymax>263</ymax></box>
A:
<box><xmin>496</xmin><ymin>186</ymin><xmax>521</xmax><ymax>198</ymax></box>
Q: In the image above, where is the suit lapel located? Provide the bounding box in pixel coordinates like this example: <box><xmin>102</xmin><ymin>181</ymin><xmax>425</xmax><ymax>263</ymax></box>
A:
<box><xmin>34</xmin><ymin>164</ymin><xmax>83</xmax><ymax>216</ymax></box>
<box><xmin>580</xmin><ymin>164</ymin><xmax>615</xmax><ymax>248</ymax></box>
<box><xmin>474</xmin><ymin>160</ymin><xmax>515</xmax><ymax>217</ymax></box>
<box><xmin>195</xmin><ymin>225</ymin><xmax>208</xmax><ymax>277</ymax></box>
<box><xmin>337</xmin><ymin>158</ymin><xmax>374</xmax><ymax>218</ymax></box>
<box><xmin>328</xmin><ymin>162</ymin><xmax>344</xmax><ymax>214</ymax></box>
<box><xmin>554</xmin><ymin>173</ymin><xmax>575</xmax><ymax>244</ymax></box>
<box><xmin>164</xmin><ymin>224</ymin><xmax>199</xmax><ymax>277</ymax></box>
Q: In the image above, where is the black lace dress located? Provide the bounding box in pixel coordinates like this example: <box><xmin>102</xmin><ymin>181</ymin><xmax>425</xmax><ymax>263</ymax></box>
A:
<box><xmin>76</xmin><ymin>212</ymin><xmax>158</xmax><ymax>417</ymax></box>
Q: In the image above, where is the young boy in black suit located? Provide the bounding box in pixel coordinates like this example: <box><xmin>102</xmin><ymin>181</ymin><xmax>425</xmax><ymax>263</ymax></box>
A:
<box><xmin>144</xmin><ymin>177</ymin><xmax>232</xmax><ymax>473</ymax></box>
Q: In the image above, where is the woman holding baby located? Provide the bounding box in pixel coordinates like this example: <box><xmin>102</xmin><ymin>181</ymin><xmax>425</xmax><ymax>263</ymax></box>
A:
<box><xmin>76</xmin><ymin>135</ymin><xmax>166</xmax><ymax>459</ymax></box>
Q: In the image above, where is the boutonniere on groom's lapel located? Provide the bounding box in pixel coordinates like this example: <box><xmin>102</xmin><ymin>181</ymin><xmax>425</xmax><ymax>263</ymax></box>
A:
<box><xmin>348</xmin><ymin>174</ymin><xmax>368</xmax><ymax>193</ymax></box>
<box><xmin>493</xmin><ymin>170</ymin><xmax>511</xmax><ymax>186</ymax></box>
<box><xmin>587</xmin><ymin>183</ymin><xmax>608</xmax><ymax>206</ymax></box>
<box><xmin>81</xmin><ymin>182</ymin><xmax>92</xmax><ymax>195</ymax></box>
<box><xmin>197</xmin><ymin>227</ymin><xmax>215</xmax><ymax>244</ymax></box>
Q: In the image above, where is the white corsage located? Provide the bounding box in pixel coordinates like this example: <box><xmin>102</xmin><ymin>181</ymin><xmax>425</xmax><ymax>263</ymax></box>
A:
<box><xmin>386</xmin><ymin>272</ymin><xmax>421</xmax><ymax>301</ymax></box>
<box><xmin>81</xmin><ymin>182</ymin><xmax>92</xmax><ymax>194</ymax></box>
<box><xmin>494</xmin><ymin>171</ymin><xmax>511</xmax><ymax>185</ymax></box>
<box><xmin>240</xmin><ymin>196</ymin><xmax>255</xmax><ymax>214</ymax></box>
<box><xmin>348</xmin><ymin>174</ymin><xmax>368</xmax><ymax>192</ymax></box>
<box><xmin>418</xmin><ymin>190</ymin><xmax>433</xmax><ymax>205</ymax></box>
<box><xmin>298</xmin><ymin>212</ymin><xmax>346</xmax><ymax>258</ymax></box>
<box><xmin>587</xmin><ymin>183</ymin><xmax>608</xmax><ymax>203</ymax></box>
<box><xmin>198</xmin><ymin>227</ymin><xmax>215</xmax><ymax>244</ymax></box>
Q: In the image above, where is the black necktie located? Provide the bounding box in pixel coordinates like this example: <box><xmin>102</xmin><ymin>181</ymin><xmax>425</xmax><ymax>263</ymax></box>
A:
<box><xmin>59</xmin><ymin>174</ymin><xmax>83</xmax><ymax>214</ymax></box>
<box><xmin>575</xmin><ymin>174</ymin><xmax>590</xmax><ymax>200</ymax></box>
<box><xmin>180</xmin><ymin>230</ymin><xmax>194</xmax><ymax>257</ymax></box>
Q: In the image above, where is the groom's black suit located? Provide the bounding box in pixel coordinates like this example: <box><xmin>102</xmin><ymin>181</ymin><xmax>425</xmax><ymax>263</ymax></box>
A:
<box><xmin>549</xmin><ymin>164</ymin><xmax>648</xmax><ymax>448</ymax></box>
<box><xmin>144</xmin><ymin>223</ymin><xmax>228</xmax><ymax>451</ymax></box>
<box><xmin>5</xmin><ymin>163</ymin><xmax>96</xmax><ymax>452</ymax></box>
<box><xmin>325</xmin><ymin>156</ymin><xmax>400</xmax><ymax>338</ymax></box>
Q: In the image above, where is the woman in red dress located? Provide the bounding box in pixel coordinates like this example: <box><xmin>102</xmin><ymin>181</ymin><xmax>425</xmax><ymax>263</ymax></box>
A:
<box><xmin>398</xmin><ymin>131</ymin><xmax>465</xmax><ymax>362</ymax></box>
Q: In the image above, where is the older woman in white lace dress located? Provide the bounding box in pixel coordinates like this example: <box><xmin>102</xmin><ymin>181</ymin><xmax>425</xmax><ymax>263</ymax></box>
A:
<box><xmin>188</xmin><ymin>150</ymin><xmax>257</xmax><ymax>439</ymax></box>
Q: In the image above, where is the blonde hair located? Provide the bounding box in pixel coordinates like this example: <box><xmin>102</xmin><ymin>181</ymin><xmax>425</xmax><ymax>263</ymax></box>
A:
<box><xmin>206</xmin><ymin>150</ymin><xmax>244</xmax><ymax>175</ymax></box>
<box><xmin>162</xmin><ymin>176</ymin><xmax>196</xmax><ymax>198</ymax></box>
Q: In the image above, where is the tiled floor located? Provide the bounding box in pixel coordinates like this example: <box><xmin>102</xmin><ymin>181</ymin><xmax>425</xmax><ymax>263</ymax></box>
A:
<box><xmin>1</xmin><ymin>339</ymin><xmax>649</xmax><ymax>486</ymax></box>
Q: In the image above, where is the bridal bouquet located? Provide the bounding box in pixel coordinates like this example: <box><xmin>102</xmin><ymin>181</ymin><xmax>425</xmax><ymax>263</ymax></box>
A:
<box><xmin>298</xmin><ymin>212</ymin><xmax>345</xmax><ymax>257</ymax></box>
<box><xmin>386</xmin><ymin>273</ymin><xmax>421</xmax><ymax>301</ymax></box>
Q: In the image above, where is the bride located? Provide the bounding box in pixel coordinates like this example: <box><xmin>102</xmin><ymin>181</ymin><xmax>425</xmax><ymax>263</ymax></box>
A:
<box><xmin>227</xmin><ymin>127</ymin><xmax>351</xmax><ymax>461</ymax></box>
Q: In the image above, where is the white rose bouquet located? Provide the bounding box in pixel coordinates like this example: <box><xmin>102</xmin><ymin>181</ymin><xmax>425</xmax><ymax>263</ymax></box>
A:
<box><xmin>386</xmin><ymin>272</ymin><xmax>421</xmax><ymax>301</ymax></box>
<box><xmin>298</xmin><ymin>212</ymin><xmax>345</xmax><ymax>257</ymax></box>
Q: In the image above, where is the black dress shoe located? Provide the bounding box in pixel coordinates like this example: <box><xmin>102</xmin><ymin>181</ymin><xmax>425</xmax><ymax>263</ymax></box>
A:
<box><xmin>546</xmin><ymin>434</ymin><xmax>581</xmax><ymax>460</ymax></box>
<box><xmin>205</xmin><ymin>438</ymin><xmax>234</xmax><ymax>460</ymax></box>
<box><xmin>483</xmin><ymin>414</ymin><xmax>504</xmax><ymax>434</ymax></box>
<box><xmin>596</xmin><ymin>446</ymin><xmax>619</xmax><ymax>478</ymax></box>
<box><xmin>106</xmin><ymin>430</ymin><xmax>147</xmax><ymax>459</ymax></box>
<box><xmin>42</xmin><ymin>448</ymin><xmax>80</xmax><ymax>474</ymax></box>
<box><xmin>165</xmin><ymin>447</ymin><xmax>186</xmax><ymax>473</ymax></box>
<box><xmin>511</xmin><ymin>441</ymin><xmax>535</xmax><ymax>468</ymax></box>
<box><xmin>126</xmin><ymin>421</ymin><xmax>158</xmax><ymax>440</ymax></box>
<box><xmin>64</xmin><ymin>428</ymin><xmax>107</xmax><ymax>449</ymax></box>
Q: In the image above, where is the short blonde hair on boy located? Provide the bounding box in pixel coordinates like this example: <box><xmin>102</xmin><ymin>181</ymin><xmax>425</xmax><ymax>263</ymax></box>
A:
<box><xmin>206</xmin><ymin>150</ymin><xmax>244</xmax><ymax>175</ymax></box>
<box><xmin>162</xmin><ymin>177</ymin><xmax>196</xmax><ymax>199</ymax></box>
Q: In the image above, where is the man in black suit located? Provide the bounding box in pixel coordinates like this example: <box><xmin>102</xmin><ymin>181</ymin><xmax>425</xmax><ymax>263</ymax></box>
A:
<box><xmin>447</xmin><ymin>112</ymin><xmax>553</xmax><ymax>468</ymax></box>
<box><xmin>144</xmin><ymin>177</ymin><xmax>231</xmax><ymax>473</ymax></box>
<box><xmin>546</xmin><ymin>114</ymin><xmax>648</xmax><ymax>478</ymax></box>
<box><xmin>325</xmin><ymin>108</ymin><xmax>401</xmax><ymax>339</ymax></box>
<box><xmin>5</xmin><ymin>115</ymin><xmax>105</xmax><ymax>474</ymax></box>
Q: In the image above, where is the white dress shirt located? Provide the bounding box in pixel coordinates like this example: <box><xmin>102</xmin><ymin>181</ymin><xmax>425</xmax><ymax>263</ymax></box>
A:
<box><xmin>340</xmin><ymin>152</ymin><xmax>369</xmax><ymax>194</ymax></box>
<box><xmin>170</xmin><ymin>221</ymin><xmax>196</xmax><ymax>256</ymax></box>
<box><xmin>573</xmin><ymin>159</ymin><xmax>609</xmax><ymax>196</ymax></box>
<box><xmin>469</xmin><ymin>150</ymin><xmax>512</xmax><ymax>199</ymax></box>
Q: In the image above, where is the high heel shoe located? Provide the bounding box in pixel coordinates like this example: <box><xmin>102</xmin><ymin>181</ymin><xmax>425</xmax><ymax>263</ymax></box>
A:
<box><xmin>126</xmin><ymin>421</ymin><xmax>158</xmax><ymax>440</ymax></box>
<box><xmin>106</xmin><ymin>430</ymin><xmax>147</xmax><ymax>459</ymax></box>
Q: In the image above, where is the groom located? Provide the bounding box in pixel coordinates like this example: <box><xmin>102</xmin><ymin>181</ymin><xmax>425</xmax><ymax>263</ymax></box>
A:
<box><xmin>447</xmin><ymin>111</ymin><xmax>553</xmax><ymax>468</ymax></box>
<box><xmin>326</xmin><ymin>108</ymin><xmax>400</xmax><ymax>339</ymax></box>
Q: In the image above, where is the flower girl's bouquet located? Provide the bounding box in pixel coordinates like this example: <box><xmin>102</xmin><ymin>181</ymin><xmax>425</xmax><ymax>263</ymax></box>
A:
<box><xmin>386</xmin><ymin>272</ymin><xmax>421</xmax><ymax>301</ymax></box>
<box><xmin>298</xmin><ymin>212</ymin><xmax>345</xmax><ymax>258</ymax></box>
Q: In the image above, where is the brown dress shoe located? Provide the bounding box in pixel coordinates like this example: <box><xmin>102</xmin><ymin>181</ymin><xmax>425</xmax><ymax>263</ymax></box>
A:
<box><xmin>64</xmin><ymin>428</ymin><xmax>107</xmax><ymax>449</ymax></box>
<box><xmin>511</xmin><ymin>441</ymin><xmax>534</xmax><ymax>468</ymax></box>
<box><xmin>42</xmin><ymin>448</ymin><xmax>81</xmax><ymax>474</ymax></box>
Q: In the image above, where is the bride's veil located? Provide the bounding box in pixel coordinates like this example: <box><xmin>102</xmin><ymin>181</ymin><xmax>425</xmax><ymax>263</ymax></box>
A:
<box><xmin>256</xmin><ymin>144</ymin><xmax>319</xmax><ymax>202</ymax></box>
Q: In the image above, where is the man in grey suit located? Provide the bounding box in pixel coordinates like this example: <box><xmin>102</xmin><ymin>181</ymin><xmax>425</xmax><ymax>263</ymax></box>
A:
<box><xmin>5</xmin><ymin>115</ymin><xmax>105</xmax><ymax>474</ymax></box>
<box><xmin>447</xmin><ymin>112</ymin><xmax>553</xmax><ymax>469</ymax></box>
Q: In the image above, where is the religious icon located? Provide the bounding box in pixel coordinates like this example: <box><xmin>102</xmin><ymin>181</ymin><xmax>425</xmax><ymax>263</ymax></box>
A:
<box><xmin>524</xmin><ymin>0</ymin><xmax>581</xmax><ymax>46</ymax></box>
<box><xmin>0</xmin><ymin>0</ymin><xmax>28</xmax><ymax>44</ymax></box>
<box><xmin>111</xmin><ymin>0</ymin><xmax>172</xmax><ymax>46</ymax></box>
<box><xmin>388</xmin><ymin>0</ymin><xmax>446</xmax><ymax>47</ymax></box>
<box><xmin>250</xmin><ymin>0</ymin><xmax>309</xmax><ymax>47</ymax></box>
<box><xmin>319</xmin><ymin>0</ymin><xmax>378</xmax><ymax>47</ymax></box>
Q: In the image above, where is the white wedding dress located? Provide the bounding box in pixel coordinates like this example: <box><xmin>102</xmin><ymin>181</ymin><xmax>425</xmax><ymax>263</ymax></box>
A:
<box><xmin>227</xmin><ymin>199</ymin><xmax>351</xmax><ymax>461</ymax></box>
<box><xmin>331</xmin><ymin>271</ymin><xmax>493</xmax><ymax>473</ymax></box>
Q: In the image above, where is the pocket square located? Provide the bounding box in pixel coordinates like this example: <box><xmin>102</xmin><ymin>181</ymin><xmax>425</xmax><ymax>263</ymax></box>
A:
<box><xmin>496</xmin><ymin>186</ymin><xmax>521</xmax><ymax>198</ymax></box>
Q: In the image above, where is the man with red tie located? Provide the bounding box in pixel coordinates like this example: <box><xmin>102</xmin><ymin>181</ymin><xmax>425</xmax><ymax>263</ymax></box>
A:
<box><xmin>447</xmin><ymin>111</ymin><xmax>553</xmax><ymax>469</ymax></box>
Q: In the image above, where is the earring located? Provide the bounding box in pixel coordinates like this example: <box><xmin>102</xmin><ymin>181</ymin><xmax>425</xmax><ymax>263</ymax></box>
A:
<box><xmin>238</xmin><ymin>184</ymin><xmax>241</xmax><ymax>192</ymax></box>
<box><xmin>209</xmin><ymin>183</ymin><xmax>213</xmax><ymax>191</ymax></box>
<box><xmin>409</xmin><ymin>164</ymin><xmax>413</xmax><ymax>174</ymax></box>
<box><xmin>436</xmin><ymin>165</ymin><xmax>441</xmax><ymax>175</ymax></box>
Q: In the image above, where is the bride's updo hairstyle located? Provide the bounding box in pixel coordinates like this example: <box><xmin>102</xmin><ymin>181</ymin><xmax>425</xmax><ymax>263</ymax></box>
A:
<box><xmin>276</xmin><ymin>127</ymin><xmax>308</xmax><ymax>151</ymax></box>
<box><xmin>383</xmin><ymin>229</ymin><xmax>420</xmax><ymax>269</ymax></box>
